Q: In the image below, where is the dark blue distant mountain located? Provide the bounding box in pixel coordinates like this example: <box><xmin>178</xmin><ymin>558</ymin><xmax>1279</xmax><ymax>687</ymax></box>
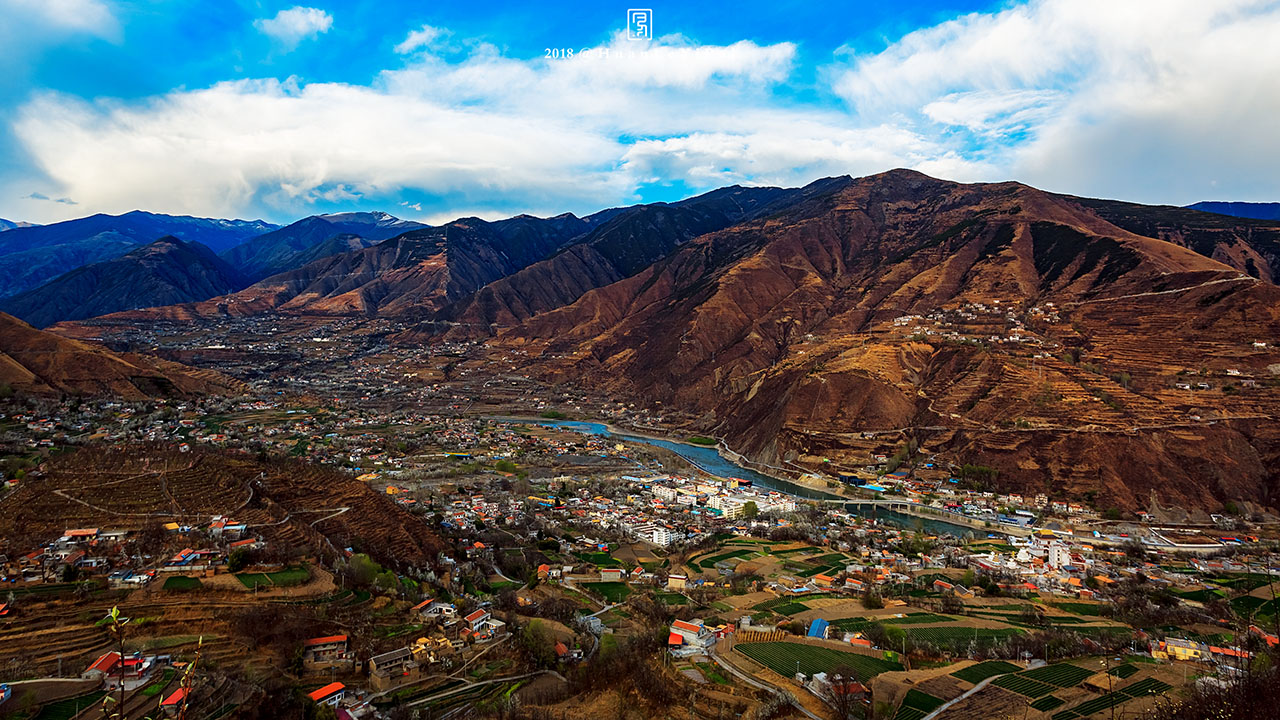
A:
<box><xmin>1187</xmin><ymin>201</ymin><xmax>1280</xmax><ymax>221</ymax></box>
<box><xmin>0</xmin><ymin>210</ymin><xmax>276</xmax><ymax>297</ymax></box>
<box><xmin>1</xmin><ymin>236</ymin><xmax>246</xmax><ymax>328</ymax></box>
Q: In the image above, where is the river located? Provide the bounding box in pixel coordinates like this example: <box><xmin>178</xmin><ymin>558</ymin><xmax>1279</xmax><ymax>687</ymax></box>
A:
<box><xmin>498</xmin><ymin>418</ymin><xmax>974</xmax><ymax>537</ymax></box>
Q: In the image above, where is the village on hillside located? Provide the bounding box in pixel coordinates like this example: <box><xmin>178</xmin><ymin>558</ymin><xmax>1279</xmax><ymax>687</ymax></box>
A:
<box><xmin>1</xmin><ymin>387</ymin><xmax>1278</xmax><ymax>720</ymax></box>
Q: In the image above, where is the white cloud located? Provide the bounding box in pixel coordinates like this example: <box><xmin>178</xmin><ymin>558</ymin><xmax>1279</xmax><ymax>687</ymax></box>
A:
<box><xmin>12</xmin><ymin>2</ymin><xmax>1280</xmax><ymax>224</ymax></box>
<box><xmin>0</xmin><ymin>0</ymin><xmax>118</xmax><ymax>38</ymax></box>
<box><xmin>829</xmin><ymin>0</ymin><xmax>1280</xmax><ymax>203</ymax></box>
<box><xmin>10</xmin><ymin>33</ymin><xmax>866</xmax><ymax>222</ymax></box>
<box><xmin>253</xmin><ymin>6</ymin><xmax>332</xmax><ymax>49</ymax></box>
<box><xmin>0</xmin><ymin>0</ymin><xmax>120</xmax><ymax>53</ymax></box>
<box><xmin>394</xmin><ymin>24</ymin><xmax>446</xmax><ymax>54</ymax></box>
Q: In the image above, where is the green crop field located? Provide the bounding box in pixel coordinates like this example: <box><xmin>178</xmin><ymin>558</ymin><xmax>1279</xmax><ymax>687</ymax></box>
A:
<box><xmin>830</xmin><ymin>613</ymin><xmax>955</xmax><ymax>634</ymax></box>
<box><xmin>162</xmin><ymin>575</ymin><xmax>202</xmax><ymax>591</ymax></box>
<box><xmin>1031</xmin><ymin>696</ymin><xmax>1065</xmax><ymax>712</ymax></box>
<box><xmin>772</xmin><ymin>602</ymin><xmax>809</xmax><ymax>616</ymax></box>
<box><xmin>573</xmin><ymin>551</ymin><xmax>624</xmax><ymax>568</ymax></box>
<box><xmin>236</xmin><ymin>572</ymin><xmax>272</xmax><ymax>589</ymax></box>
<box><xmin>884</xmin><ymin>613</ymin><xmax>955</xmax><ymax>625</ymax></box>
<box><xmin>736</xmin><ymin>641</ymin><xmax>903</xmax><ymax>680</ymax></box>
<box><xmin>1048</xmin><ymin>679</ymin><xmax>1174</xmax><ymax>720</ymax></box>
<box><xmin>1121</xmin><ymin>678</ymin><xmax>1171</xmax><ymax>697</ymax></box>
<box><xmin>805</xmin><ymin>553</ymin><xmax>847</xmax><ymax>566</ymax></box>
<box><xmin>900</xmin><ymin>689</ymin><xmax>943</xmax><ymax>712</ymax></box>
<box><xmin>1050</xmin><ymin>602</ymin><xmax>1107</xmax><ymax>616</ymax></box>
<box><xmin>894</xmin><ymin>689</ymin><xmax>943</xmax><ymax>720</ymax></box>
<box><xmin>699</xmin><ymin>549</ymin><xmax>756</xmax><ymax>569</ymax></box>
<box><xmin>32</xmin><ymin>692</ymin><xmax>108</xmax><ymax>720</ymax></box>
<box><xmin>1175</xmin><ymin>588</ymin><xmax>1228</xmax><ymax>603</ymax></box>
<box><xmin>235</xmin><ymin>566</ymin><xmax>309</xmax><ymax>589</ymax></box>
<box><xmin>1109</xmin><ymin>664</ymin><xmax>1139</xmax><ymax>679</ymax></box>
<box><xmin>582</xmin><ymin>582</ymin><xmax>631</xmax><ymax>603</ymax></box>
<box><xmin>1020</xmin><ymin>662</ymin><xmax>1095</xmax><ymax>688</ymax></box>
<box><xmin>657</xmin><ymin>592</ymin><xmax>689</xmax><ymax>605</ymax></box>
<box><xmin>992</xmin><ymin>674</ymin><xmax>1056</xmax><ymax>698</ymax></box>
<box><xmin>951</xmin><ymin>660</ymin><xmax>1020</xmax><ymax>684</ymax></box>
<box><xmin>904</xmin><ymin>626</ymin><xmax>1024</xmax><ymax>649</ymax></box>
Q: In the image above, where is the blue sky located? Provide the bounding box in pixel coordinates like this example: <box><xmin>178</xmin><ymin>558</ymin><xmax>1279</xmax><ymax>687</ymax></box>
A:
<box><xmin>2</xmin><ymin>0</ymin><xmax>1279</xmax><ymax>225</ymax></box>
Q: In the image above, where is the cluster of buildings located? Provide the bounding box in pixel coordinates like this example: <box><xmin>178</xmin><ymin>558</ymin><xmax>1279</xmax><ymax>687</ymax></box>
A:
<box><xmin>0</xmin><ymin>520</ymin><xmax>263</xmax><ymax>588</ymax></box>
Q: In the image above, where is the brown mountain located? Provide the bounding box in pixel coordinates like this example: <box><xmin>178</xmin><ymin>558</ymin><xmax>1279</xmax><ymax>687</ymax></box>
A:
<box><xmin>1077</xmin><ymin>197</ymin><xmax>1280</xmax><ymax>283</ymax></box>
<box><xmin>415</xmin><ymin>183</ymin><xmax>838</xmax><ymax>339</ymax></box>
<box><xmin>0</xmin><ymin>311</ymin><xmax>244</xmax><ymax>398</ymax></box>
<box><xmin>493</xmin><ymin>170</ymin><xmax>1280</xmax><ymax>512</ymax></box>
<box><xmin>1</xmin><ymin>236</ymin><xmax>245</xmax><ymax>328</ymax></box>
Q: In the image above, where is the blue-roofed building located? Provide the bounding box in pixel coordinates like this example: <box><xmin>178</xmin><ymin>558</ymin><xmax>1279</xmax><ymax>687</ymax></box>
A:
<box><xmin>807</xmin><ymin>618</ymin><xmax>829</xmax><ymax>639</ymax></box>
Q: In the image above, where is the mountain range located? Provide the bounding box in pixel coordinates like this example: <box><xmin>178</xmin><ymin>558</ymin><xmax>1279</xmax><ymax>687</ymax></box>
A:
<box><xmin>1187</xmin><ymin>201</ymin><xmax>1280</xmax><ymax>221</ymax></box>
<box><xmin>221</xmin><ymin>210</ymin><xmax>426</xmax><ymax>282</ymax></box>
<box><xmin>0</xmin><ymin>210</ymin><xmax>276</xmax><ymax>298</ymax></box>
<box><xmin>474</xmin><ymin>170</ymin><xmax>1280</xmax><ymax>510</ymax></box>
<box><xmin>0</xmin><ymin>236</ymin><xmax>245</xmax><ymax>328</ymax></box>
<box><xmin>9</xmin><ymin>173</ymin><xmax>1280</xmax><ymax>511</ymax></box>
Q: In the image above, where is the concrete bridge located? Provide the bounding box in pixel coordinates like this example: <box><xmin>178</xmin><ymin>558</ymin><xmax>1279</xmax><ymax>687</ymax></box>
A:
<box><xmin>813</xmin><ymin>496</ymin><xmax>1037</xmax><ymax>536</ymax></box>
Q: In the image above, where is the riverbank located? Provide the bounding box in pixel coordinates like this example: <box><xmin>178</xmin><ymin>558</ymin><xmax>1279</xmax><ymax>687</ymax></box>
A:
<box><xmin>485</xmin><ymin>414</ymin><xmax>982</xmax><ymax>535</ymax></box>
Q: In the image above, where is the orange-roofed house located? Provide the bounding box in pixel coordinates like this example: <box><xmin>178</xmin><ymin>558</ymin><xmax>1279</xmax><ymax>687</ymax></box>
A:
<box><xmin>670</xmin><ymin>619</ymin><xmax>711</xmax><ymax>647</ymax></box>
<box><xmin>307</xmin><ymin>681</ymin><xmax>346</xmax><ymax>706</ymax></box>
<box><xmin>1250</xmin><ymin>625</ymin><xmax>1279</xmax><ymax>647</ymax></box>
<box><xmin>303</xmin><ymin>635</ymin><xmax>349</xmax><ymax>666</ymax></box>
<box><xmin>813</xmin><ymin>573</ymin><xmax>836</xmax><ymax>588</ymax></box>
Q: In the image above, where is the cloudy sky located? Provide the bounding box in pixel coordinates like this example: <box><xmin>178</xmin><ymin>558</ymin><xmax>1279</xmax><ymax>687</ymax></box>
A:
<box><xmin>2</xmin><ymin>0</ymin><xmax>1279</xmax><ymax>225</ymax></box>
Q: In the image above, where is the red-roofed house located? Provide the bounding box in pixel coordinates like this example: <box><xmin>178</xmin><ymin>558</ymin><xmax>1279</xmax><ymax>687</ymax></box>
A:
<box><xmin>464</xmin><ymin>608</ymin><xmax>491</xmax><ymax>632</ymax></box>
<box><xmin>83</xmin><ymin>652</ymin><xmax>151</xmax><ymax>683</ymax></box>
<box><xmin>307</xmin><ymin>682</ymin><xmax>346</xmax><ymax>706</ymax></box>
<box><xmin>303</xmin><ymin>635</ymin><xmax>350</xmax><ymax>667</ymax></box>
<box><xmin>160</xmin><ymin>687</ymin><xmax>188</xmax><ymax>715</ymax></box>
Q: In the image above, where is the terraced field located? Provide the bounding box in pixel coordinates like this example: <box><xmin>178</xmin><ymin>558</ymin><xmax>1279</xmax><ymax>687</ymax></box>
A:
<box><xmin>993</xmin><ymin>661</ymin><xmax>1094</xmax><ymax>699</ymax></box>
<box><xmin>0</xmin><ymin>447</ymin><xmax>447</xmax><ymax>569</ymax></box>
<box><xmin>1050</xmin><ymin>679</ymin><xmax>1172</xmax><ymax>720</ymax></box>
<box><xmin>903</xmin><ymin>626</ymin><xmax>1024</xmax><ymax>650</ymax></box>
<box><xmin>736</xmin><ymin>641</ymin><xmax>903</xmax><ymax>680</ymax></box>
<box><xmin>951</xmin><ymin>660</ymin><xmax>1020</xmax><ymax>684</ymax></box>
<box><xmin>894</xmin><ymin>689</ymin><xmax>944</xmax><ymax>720</ymax></box>
<box><xmin>992</xmin><ymin>673</ymin><xmax>1056</xmax><ymax>698</ymax></box>
<box><xmin>832</xmin><ymin>613</ymin><xmax>956</xmax><ymax>633</ymax></box>
<box><xmin>1019</xmin><ymin>662</ymin><xmax>1095</xmax><ymax>687</ymax></box>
